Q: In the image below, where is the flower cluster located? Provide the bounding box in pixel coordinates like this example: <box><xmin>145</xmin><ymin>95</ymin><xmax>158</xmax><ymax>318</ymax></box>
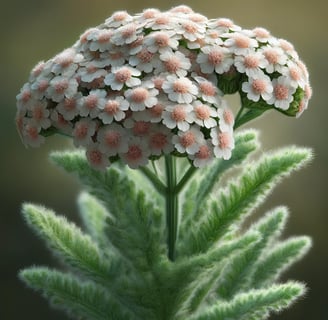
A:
<box><xmin>16</xmin><ymin>5</ymin><xmax>311</xmax><ymax>170</ymax></box>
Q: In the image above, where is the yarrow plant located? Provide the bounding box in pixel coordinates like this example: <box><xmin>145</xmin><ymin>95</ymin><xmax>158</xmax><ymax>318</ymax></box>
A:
<box><xmin>17</xmin><ymin>5</ymin><xmax>313</xmax><ymax>320</ymax></box>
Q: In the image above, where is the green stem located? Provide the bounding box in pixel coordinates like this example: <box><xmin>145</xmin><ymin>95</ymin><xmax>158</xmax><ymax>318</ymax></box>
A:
<box><xmin>165</xmin><ymin>155</ymin><xmax>178</xmax><ymax>262</ymax></box>
<box><xmin>175</xmin><ymin>163</ymin><xmax>197</xmax><ymax>194</ymax></box>
<box><xmin>139</xmin><ymin>166</ymin><xmax>166</xmax><ymax>195</ymax></box>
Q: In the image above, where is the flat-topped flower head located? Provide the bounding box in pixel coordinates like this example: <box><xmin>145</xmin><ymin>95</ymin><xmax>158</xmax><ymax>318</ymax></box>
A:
<box><xmin>16</xmin><ymin>5</ymin><xmax>311</xmax><ymax>170</ymax></box>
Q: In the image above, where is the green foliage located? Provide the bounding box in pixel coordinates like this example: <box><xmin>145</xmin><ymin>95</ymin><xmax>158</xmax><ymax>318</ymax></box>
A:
<box><xmin>20</xmin><ymin>132</ymin><xmax>313</xmax><ymax>319</ymax></box>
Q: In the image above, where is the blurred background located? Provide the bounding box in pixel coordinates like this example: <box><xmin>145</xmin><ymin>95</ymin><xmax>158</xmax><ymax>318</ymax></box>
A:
<box><xmin>1</xmin><ymin>0</ymin><xmax>327</xmax><ymax>319</ymax></box>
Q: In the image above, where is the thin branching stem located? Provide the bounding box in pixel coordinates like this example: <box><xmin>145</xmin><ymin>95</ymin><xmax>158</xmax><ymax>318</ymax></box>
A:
<box><xmin>139</xmin><ymin>166</ymin><xmax>166</xmax><ymax>195</ymax></box>
<box><xmin>165</xmin><ymin>155</ymin><xmax>178</xmax><ymax>261</ymax></box>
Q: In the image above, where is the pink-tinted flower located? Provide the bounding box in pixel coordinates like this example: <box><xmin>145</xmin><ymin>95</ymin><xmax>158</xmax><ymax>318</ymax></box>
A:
<box><xmin>192</xmin><ymin>100</ymin><xmax>217</xmax><ymax>128</ymax></box>
<box><xmin>98</xmin><ymin>96</ymin><xmax>129</xmax><ymax>123</ymax></box>
<box><xmin>86</xmin><ymin>143</ymin><xmax>111</xmax><ymax>171</ymax></box>
<box><xmin>172</xmin><ymin>126</ymin><xmax>204</xmax><ymax>155</ymax></box>
<box><xmin>73</xmin><ymin>118</ymin><xmax>97</xmax><ymax>147</ymax></box>
<box><xmin>120</xmin><ymin>137</ymin><xmax>151</xmax><ymax>168</ymax></box>
<box><xmin>189</xmin><ymin>139</ymin><xmax>214</xmax><ymax>167</ymax></box>
<box><xmin>162</xmin><ymin>104</ymin><xmax>194</xmax><ymax>131</ymax></box>
<box><xmin>267</xmin><ymin>76</ymin><xmax>296</xmax><ymax>110</ymax></box>
<box><xmin>241</xmin><ymin>75</ymin><xmax>273</xmax><ymax>102</ymax></box>
<box><xmin>211</xmin><ymin>128</ymin><xmax>234</xmax><ymax>160</ymax></box>
<box><xmin>104</xmin><ymin>66</ymin><xmax>141</xmax><ymax>90</ymax></box>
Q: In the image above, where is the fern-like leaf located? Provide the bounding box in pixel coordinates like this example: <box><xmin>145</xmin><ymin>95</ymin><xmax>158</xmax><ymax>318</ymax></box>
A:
<box><xmin>191</xmin><ymin>282</ymin><xmax>306</xmax><ymax>320</ymax></box>
<box><xmin>186</xmin><ymin>147</ymin><xmax>313</xmax><ymax>255</ymax></box>
<box><xmin>22</xmin><ymin>203</ymin><xmax>114</xmax><ymax>283</ymax></box>
<box><xmin>19</xmin><ymin>267</ymin><xmax>132</xmax><ymax>320</ymax></box>
<box><xmin>251</xmin><ymin>236</ymin><xmax>312</xmax><ymax>288</ymax></box>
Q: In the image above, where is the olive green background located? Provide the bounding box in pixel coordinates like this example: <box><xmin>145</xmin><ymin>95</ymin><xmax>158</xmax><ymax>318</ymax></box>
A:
<box><xmin>1</xmin><ymin>0</ymin><xmax>327</xmax><ymax>319</ymax></box>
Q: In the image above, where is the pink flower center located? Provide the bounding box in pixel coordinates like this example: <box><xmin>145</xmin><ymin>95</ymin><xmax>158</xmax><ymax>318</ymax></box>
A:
<box><xmin>98</xmin><ymin>31</ymin><xmax>112</xmax><ymax>43</ymax></box>
<box><xmin>126</xmin><ymin>145</ymin><xmax>142</xmax><ymax>161</ymax></box>
<box><xmin>196</xmin><ymin>145</ymin><xmax>211</xmax><ymax>159</ymax></box>
<box><xmin>113</xmin><ymin>11</ymin><xmax>128</xmax><ymax>21</ymax></box>
<box><xmin>252</xmin><ymin>79</ymin><xmax>267</xmax><ymax>94</ymax></box>
<box><xmin>54</xmin><ymin>80</ymin><xmax>69</xmax><ymax>94</ymax></box>
<box><xmin>244</xmin><ymin>55</ymin><xmax>260</xmax><ymax>68</ymax></box>
<box><xmin>131</xmin><ymin>88</ymin><xmax>148</xmax><ymax>103</ymax></box>
<box><xmin>129</xmin><ymin>36</ymin><xmax>144</xmax><ymax>49</ymax></box>
<box><xmin>110</xmin><ymin>51</ymin><xmax>123</xmax><ymax>60</ymax></box>
<box><xmin>217</xmin><ymin>18</ymin><xmax>233</xmax><ymax>28</ymax></box>
<box><xmin>105</xmin><ymin>131</ymin><xmax>121</xmax><ymax>147</ymax></box>
<box><xmin>155</xmin><ymin>16</ymin><xmax>170</xmax><ymax>25</ymax></box>
<box><xmin>26</xmin><ymin>125</ymin><xmax>39</xmax><ymax>140</ymax></box>
<box><xmin>121</xmin><ymin>25</ymin><xmax>136</xmax><ymax>39</ymax></box>
<box><xmin>137</xmin><ymin>49</ymin><xmax>154</xmax><ymax>63</ymax></box>
<box><xmin>88</xmin><ymin>149</ymin><xmax>103</xmax><ymax>165</ymax></box>
<box><xmin>164</xmin><ymin>57</ymin><xmax>181</xmax><ymax>73</ymax></box>
<box><xmin>155</xmin><ymin>33</ymin><xmax>170</xmax><ymax>47</ymax></box>
<box><xmin>180</xmin><ymin>131</ymin><xmax>196</xmax><ymax>148</ymax></box>
<box><xmin>274</xmin><ymin>84</ymin><xmax>289</xmax><ymax>100</ymax></box>
<box><xmin>219</xmin><ymin>132</ymin><xmax>231</xmax><ymax>149</ymax></box>
<box><xmin>199</xmin><ymin>81</ymin><xmax>216</xmax><ymax>96</ymax></box>
<box><xmin>195</xmin><ymin>105</ymin><xmax>210</xmax><ymax>120</ymax></box>
<box><xmin>64</xmin><ymin>98</ymin><xmax>76</xmax><ymax>111</ymax></box>
<box><xmin>21</xmin><ymin>90</ymin><xmax>31</xmax><ymax>102</ymax></box>
<box><xmin>150</xmin><ymin>132</ymin><xmax>167</xmax><ymax>149</ymax></box>
<box><xmin>32</xmin><ymin>106</ymin><xmax>44</xmax><ymax>120</ymax></box>
<box><xmin>264</xmin><ymin>49</ymin><xmax>279</xmax><ymax>64</ymax></box>
<box><xmin>208</xmin><ymin>50</ymin><xmax>224</xmax><ymax>66</ymax></box>
<box><xmin>208</xmin><ymin>30</ymin><xmax>220</xmax><ymax>39</ymax></box>
<box><xmin>86</xmin><ymin>65</ymin><xmax>98</xmax><ymax>74</ymax></box>
<box><xmin>115</xmin><ymin>68</ymin><xmax>131</xmax><ymax>83</ymax></box>
<box><xmin>253</xmin><ymin>27</ymin><xmax>270</xmax><ymax>39</ymax></box>
<box><xmin>74</xmin><ymin>123</ymin><xmax>88</xmax><ymax>139</ymax></box>
<box><xmin>173</xmin><ymin>79</ymin><xmax>190</xmax><ymax>94</ymax></box>
<box><xmin>289</xmin><ymin>67</ymin><xmax>301</xmax><ymax>81</ymax></box>
<box><xmin>279</xmin><ymin>39</ymin><xmax>294</xmax><ymax>51</ymax></box>
<box><xmin>171</xmin><ymin>106</ymin><xmax>187</xmax><ymax>122</ymax></box>
<box><xmin>153</xmin><ymin>77</ymin><xmax>164</xmax><ymax>90</ymax></box>
<box><xmin>234</xmin><ymin>35</ymin><xmax>250</xmax><ymax>48</ymax></box>
<box><xmin>133</xmin><ymin>121</ymin><xmax>150</xmax><ymax>135</ymax></box>
<box><xmin>104</xmin><ymin>100</ymin><xmax>120</xmax><ymax>114</ymax></box>
<box><xmin>143</xmin><ymin>9</ymin><xmax>157</xmax><ymax>19</ymax></box>
<box><xmin>38</xmin><ymin>80</ymin><xmax>49</xmax><ymax>92</ymax></box>
<box><xmin>85</xmin><ymin>95</ymin><xmax>98</xmax><ymax>109</ymax></box>
<box><xmin>150</xmin><ymin>103</ymin><xmax>164</xmax><ymax>117</ymax></box>
<box><xmin>223</xmin><ymin>109</ymin><xmax>234</xmax><ymax>125</ymax></box>
<box><xmin>183</xmin><ymin>22</ymin><xmax>197</xmax><ymax>34</ymax></box>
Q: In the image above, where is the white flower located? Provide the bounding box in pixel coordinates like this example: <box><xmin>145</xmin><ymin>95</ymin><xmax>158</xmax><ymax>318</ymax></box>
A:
<box><xmin>129</xmin><ymin>48</ymin><xmax>159</xmax><ymax>73</ymax></box>
<box><xmin>52</xmin><ymin>48</ymin><xmax>82</xmax><ymax>76</ymax></box>
<box><xmin>159</xmin><ymin>50</ymin><xmax>191</xmax><ymax>77</ymax></box>
<box><xmin>241</xmin><ymin>75</ymin><xmax>273</xmax><ymax>102</ymax></box>
<box><xmin>16</xmin><ymin>83</ymin><xmax>35</xmax><ymax>110</ymax></box>
<box><xmin>207</xmin><ymin>18</ymin><xmax>241</xmax><ymax>33</ymax></box>
<box><xmin>104</xmin><ymin>66</ymin><xmax>141</xmax><ymax>90</ymax></box>
<box><xmin>47</xmin><ymin>76</ymin><xmax>78</xmax><ymax>102</ymax></box>
<box><xmin>31</xmin><ymin>76</ymin><xmax>51</xmax><ymax>99</ymax></box>
<box><xmin>21</xmin><ymin>119</ymin><xmax>45</xmax><ymax>147</ymax></box>
<box><xmin>99</xmin><ymin>49</ymin><xmax>126</xmax><ymax>67</ymax></box>
<box><xmin>197</xmin><ymin>45</ymin><xmax>233</xmax><ymax>74</ymax></box>
<box><xmin>77</xmin><ymin>63</ymin><xmax>108</xmax><ymax>83</ymax></box>
<box><xmin>98</xmin><ymin>96</ymin><xmax>129</xmax><ymax>124</ymax></box>
<box><xmin>148</xmin><ymin>125</ymin><xmax>174</xmax><ymax>155</ymax></box>
<box><xmin>144</xmin><ymin>31</ymin><xmax>179</xmax><ymax>53</ymax></box>
<box><xmin>267</xmin><ymin>76</ymin><xmax>296</xmax><ymax>110</ymax></box>
<box><xmin>79</xmin><ymin>89</ymin><xmax>107</xmax><ymax>118</ymax></box>
<box><xmin>120</xmin><ymin>136</ymin><xmax>151</xmax><ymax>168</ymax></box>
<box><xmin>281</xmin><ymin>61</ymin><xmax>306</xmax><ymax>89</ymax></box>
<box><xmin>89</xmin><ymin>29</ymin><xmax>114</xmax><ymax>52</ymax></box>
<box><xmin>194</xmin><ymin>76</ymin><xmax>222</xmax><ymax>104</ymax></box>
<box><xmin>260</xmin><ymin>46</ymin><xmax>287</xmax><ymax>73</ymax></box>
<box><xmin>224</xmin><ymin>32</ymin><xmax>258</xmax><ymax>55</ymax></box>
<box><xmin>125</xmin><ymin>87</ymin><xmax>158</xmax><ymax>111</ymax></box>
<box><xmin>146</xmin><ymin>13</ymin><xmax>177</xmax><ymax>30</ymax></box>
<box><xmin>73</xmin><ymin>118</ymin><xmax>97</xmax><ymax>147</ymax></box>
<box><xmin>105</xmin><ymin>11</ymin><xmax>132</xmax><ymax>28</ymax></box>
<box><xmin>162</xmin><ymin>75</ymin><xmax>198</xmax><ymax>103</ymax></box>
<box><xmin>176</xmin><ymin>20</ymin><xmax>206</xmax><ymax>42</ymax></box>
<box><xmin>162</xmin><ymin>103</ymin><xmax>194</xmax><ymax>131</ymax></box>
<box><xmin>217</xmin><ymin>104</ymin><xmax>235</xmax><ymax>132</ymax></box>
<box><xmin>192</xmin><ymin>100</ymin><xmax>217</xmax><ymax>128</ymax></box>
<box><xmin>86</xmin><ymin>143</ymin><xmax>111</xmax><ymax>171</ymax></box>
<box><xmin>123</xmin><ymin>119</ymin><xmax>151</xmax><ymax>137</ymax></box>
<box><xmin>252</xmin><ymin>27</ymin><xmax>278</xmax><ymax>45</ymax></box>
<box><xmin>97</xmin><ymin>123</ymin><xmax>129</xmax><ymax>155</ymax></box>
<box><xmin>111</xmin><ymin>23</ymin><xmax>139</xmax><ymax>45</ymax></box>
<box><xmin>211</xmin><ymin>127</ymin><xmax>234</xmax><ymax>160</ymax></box>
<box><xmin>50</xmin><ymin>110</ymin><xmax>73</xmax><ymax>135</ymax></box>
<box><xmin>189</xmin><ymin>139</ymin><xmax>214</xmax><ymax>167</ymax></box>
<box><xmin>234</xmin><ymin>52</ymin><xmax>268</xmax><ymax>78</ymax></box>
<box><xmin>172</xmin><ymin>126</ymin><xmax>204</xmax><ymax>155</ymax></box>
<box><xmin>56</xmin><ymin>94</ymin><xmax>82</xmax><ymax>121</ymax></box>
<box><xmin>29</xmin><ymin>100</ymin><xmax>51</xmax><ymax>129</ymax></box>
